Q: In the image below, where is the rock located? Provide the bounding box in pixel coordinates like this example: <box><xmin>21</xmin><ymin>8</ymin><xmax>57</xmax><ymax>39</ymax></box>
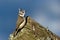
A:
<box><xmin>9</xmin><ymin>16</ymin><xmax>60</xmax><ymax>40</ymax></box>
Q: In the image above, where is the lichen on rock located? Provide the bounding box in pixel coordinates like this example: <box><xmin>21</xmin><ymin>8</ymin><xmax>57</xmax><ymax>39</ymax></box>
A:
<box><xmin>9</xmin><ymin>9</ymin><xmax>60</xmax><ymax>40</ymax></box>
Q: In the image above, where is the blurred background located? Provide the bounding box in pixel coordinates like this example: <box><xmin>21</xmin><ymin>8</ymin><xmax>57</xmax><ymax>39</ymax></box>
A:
<box><xmin>0</xmin><ymin>0</ymin><xmax>60</xmax><ymax>40</ymax></box>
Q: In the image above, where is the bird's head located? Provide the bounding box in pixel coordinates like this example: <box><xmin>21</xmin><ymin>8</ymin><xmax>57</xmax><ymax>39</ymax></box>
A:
<box><xmin>18</xmin><ymin>9</ymin><xmax>25</xmax><ymax>17</ymax></box>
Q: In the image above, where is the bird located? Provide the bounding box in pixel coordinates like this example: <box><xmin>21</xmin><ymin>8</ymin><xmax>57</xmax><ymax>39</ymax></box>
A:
<box><xmin>13</xmin><ymin>8</ymin><xmax>26</xmax><ymax>37</ymax></box>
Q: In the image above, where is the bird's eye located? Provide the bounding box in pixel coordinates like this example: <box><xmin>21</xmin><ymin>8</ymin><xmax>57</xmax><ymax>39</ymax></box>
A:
<box><xmin>22</xmin><ymin>12</ymin><xmax>24</xmax><ymax>13</ymax></box>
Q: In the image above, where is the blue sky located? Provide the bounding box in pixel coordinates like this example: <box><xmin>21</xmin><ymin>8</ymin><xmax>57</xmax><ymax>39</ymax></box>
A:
<box><xmin>0</xmin><ymin>0</ymin><xmax>60</xmax><ymax>40</ymax></box>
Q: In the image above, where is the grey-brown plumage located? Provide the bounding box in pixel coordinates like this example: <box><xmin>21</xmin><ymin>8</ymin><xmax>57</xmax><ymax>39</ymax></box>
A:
<box><xmin>16</xmin><ymin>16</ymin><xmax>24</xmax><ymax>30</ymax></box>
<box><xmin>13</xmin><ymin>9</ymin><xmax>26</xmax><ymax>37</ymax></box>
